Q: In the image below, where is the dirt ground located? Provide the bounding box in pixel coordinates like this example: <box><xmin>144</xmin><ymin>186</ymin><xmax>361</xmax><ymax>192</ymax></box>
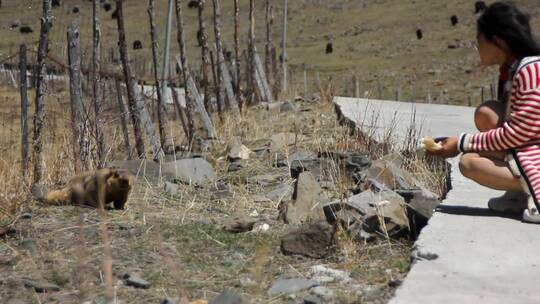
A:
<box><xmin>0</xmin><ymin>97</ymin><xmax>424</xmax><ymax>303</ymax></box>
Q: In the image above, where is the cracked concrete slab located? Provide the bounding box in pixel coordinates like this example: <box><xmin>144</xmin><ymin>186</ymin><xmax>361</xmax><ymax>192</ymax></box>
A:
<box><xmin>334</xmin><ymin>97</ymin><xmax>540</xmax><ymax>304</ymax></box>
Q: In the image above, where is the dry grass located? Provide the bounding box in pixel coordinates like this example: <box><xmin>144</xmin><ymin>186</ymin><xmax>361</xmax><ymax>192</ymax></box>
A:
<box><xmin>0</xmin><ymin>76</ymin><xmax>448</xmax><ymax>303</ymax></box>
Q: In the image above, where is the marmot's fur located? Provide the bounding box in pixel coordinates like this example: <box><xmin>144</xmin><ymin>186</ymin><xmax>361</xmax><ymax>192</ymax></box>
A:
<box><xmin>44</xmin><ymin>168</ymin><xmax>134</xmax><ymax>210</ymax></box>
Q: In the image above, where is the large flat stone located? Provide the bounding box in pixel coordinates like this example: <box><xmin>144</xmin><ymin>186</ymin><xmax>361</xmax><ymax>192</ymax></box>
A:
<box><xmin>267</xmin><ymin>278</ymin><xmax>319</xmax><ymax>296</ymax></box>
<box><xmin>162</xmin><ymin>158</ymin><xmax>216</xmax><ymax>185</ymax></box>
<box><xmin>110</xmin><ymin>159</ymin><xmax>162</xmax><ymax>183</ymax></box>
<box><xmin>335</xmin><ymin>97</ymin><xmax>540</xmax><ymax>304</ymax></box>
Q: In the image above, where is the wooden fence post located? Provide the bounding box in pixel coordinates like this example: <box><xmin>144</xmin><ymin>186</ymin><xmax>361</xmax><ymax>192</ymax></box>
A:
<box><xmin>148</xmin><ymin>0</ymin><xmax>169</xmax><ymax>148</ymax></box>
<box><xmin>197</xmin><ymin>0</ymin><xmax>212</xmax><ymax>115</ymax></box>
<box><xmin>20</xmin><ymin>44</ymin><xmax>29</xmax><ymax>181</ymax></box>
<box><xmin>210</xmin><ymin>50</ymin><xmax>223</xmax><ymax>121</ymax></box>
<box><xmin>115</xmin><ymin>0</ymin><xmax>145</xmax><ymax>157</ymax></box>
<box><xmin>68</xmin><ymin>23</ymin><xmax>90</xmax><ymax>173</ymax></box>
<box><xmin>233</xmin><ymin>0</ymin><xmax>241</xmax><ymax>108</ymax></box>
<box><xmin>303</xmin><ymin>67</ymin><xmax>308</xmax><ymax>99</ymax></box>
<box><xmin>175</xmin><ymin>0</ymin><xmax>216</xmax><ymax>140</ymax></box>
<box><xmin>93</xmin><ymin>0</ymin><xmax>105</xmax><ymax>167</ymax></box>
<box><xmin>32</xmin><ymin>0</ymin><xmax>52</xmax><ymax>186</ymax></box>
<box><xmin>281</xmin><ymin>0</ymin><xmax>288</xmax><ymax>93</ymax></box>
<box><xmin>161</xmin><ymin>0</ymin><xmax>174</xmax><ymax>115</ymax></box>
<box><xmin>265</xmin><ymin>0</ymin><xmax>274</xmax><ymax>93</ymax></box>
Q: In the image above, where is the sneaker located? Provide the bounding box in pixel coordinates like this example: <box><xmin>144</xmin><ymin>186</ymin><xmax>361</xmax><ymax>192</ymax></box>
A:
<box><xmin>488</xmin><ymin>191</ymin><xmax>528</xmax><ymax>213</ymax></box>
<box><xmin>522</xmin><ymin>196</ymin><xmax>540</xmax><ymax>224</ymax></box>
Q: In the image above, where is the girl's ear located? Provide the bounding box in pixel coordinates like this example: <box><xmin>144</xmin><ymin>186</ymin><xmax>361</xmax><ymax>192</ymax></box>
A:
<box><xmin>492</xmin><ymin>35</ymin><xmax>510</xmax><ymax>52</ymax></box>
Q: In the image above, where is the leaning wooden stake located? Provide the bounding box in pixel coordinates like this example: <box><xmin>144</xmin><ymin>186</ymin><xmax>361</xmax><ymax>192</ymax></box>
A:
<box><xmin>68</xmin><ymin>23</ymin><xmax>90</xmax><ymax>173</ymax></box>
<box><xmin>170</xmin><ymin>83</ymin><xmax>190</xmax><ymax>139</ymax></box>
<box><xmin>116</xmin><ymin>0</ymin><xmax>163</xmax><ymax>160</ymax></box>
<box><xmin>19</xmin><ymin>44</ymin><xmax>29</xmax><ymax>181</ymax></box>
<box><xmin>148</xmin><ymin>0</ymin><xmax>169</xmax><ymax>148</ymax></box>
<box><xmin>93</xmin><ymin>0</ymin><xmax>105</xmax><ymax>168</ymax></box>
<box><xmin>174</xmin><ymin>0</ymin><xmax>216</xmax><ymax>140</ymax></box>
<box><xmin>114</xmin><ymin>79</ymin><xmax>132</xmax><ymax>158</ymax></box>
<box><xmin>32</xmin><ymin>0</ymin><xmax>52</xmax><ymax>186</ymax></box>
<box><xmin>212</xmin><ymin>0</ymin><xmax>238</xmax><ymax>112</ymax></box>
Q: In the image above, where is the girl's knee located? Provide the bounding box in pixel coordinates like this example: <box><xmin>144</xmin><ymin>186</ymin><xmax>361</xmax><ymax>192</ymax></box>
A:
<box><xmin>459</xmin><ymin>153</ymin><xmax>479</xmax><ymax>177</ymax></box>
<box><xmin>475</xmin><ymin>100</ymin><xmax>501</xmax><ymax>131</ymax></box>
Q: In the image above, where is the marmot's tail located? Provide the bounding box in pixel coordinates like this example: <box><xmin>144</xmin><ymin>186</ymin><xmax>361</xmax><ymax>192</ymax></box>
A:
<box><xmin>44</xmin><ymin>189</ymin><xmax>69</xmax><ymax>205</ymax></box>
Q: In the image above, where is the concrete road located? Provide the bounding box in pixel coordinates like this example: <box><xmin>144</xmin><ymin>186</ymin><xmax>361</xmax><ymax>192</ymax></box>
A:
<box><xmin>334</xmin><ymin>97</ymin><xmax>540</xmax><ymax>304</ymax></box>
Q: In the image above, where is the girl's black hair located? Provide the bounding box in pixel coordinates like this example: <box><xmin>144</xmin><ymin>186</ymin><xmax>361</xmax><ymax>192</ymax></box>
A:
<box><xmin>477</xmin><ymin>1</ymin><xmax>540</xmax><ymax>58</ymax></box>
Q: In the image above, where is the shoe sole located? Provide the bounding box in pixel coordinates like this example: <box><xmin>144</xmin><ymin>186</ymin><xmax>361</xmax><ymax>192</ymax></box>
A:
<box><xmin>522</xmin><ymin>209</ymin><xmax>540</xmax><ymax>224</ymax></box>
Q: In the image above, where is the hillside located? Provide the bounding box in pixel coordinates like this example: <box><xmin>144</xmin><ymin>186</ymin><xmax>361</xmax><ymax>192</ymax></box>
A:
<box><xmin>1</xmin><ymin>0</ymin><xmax>539</xmax><ymax>104</ymax></box>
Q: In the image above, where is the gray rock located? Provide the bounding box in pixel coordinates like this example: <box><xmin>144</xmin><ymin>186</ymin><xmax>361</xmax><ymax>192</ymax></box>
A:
<box><xmin>269</xmin><ymin>133</ymin><xmax>304</xmax><ymax>153</ymax></box>
<box><xmin>280</xmin><ymin>101</ymin><xmax>297</xmax><ymax>112</ymax></box>
<box><xmin>276</xmin><ymin>150</ymin><xmax>318</xmax><ymax>168</ymax></box>
<box><xmin>311</xmin><ymin>275</ymin><xmax>335</xmax><ymax>283</ymax></box>
<box><xmin>228</xmin><ymin>160</ymin><xmax>247</xmax><ymax>172</ymax></box>
<box><xmin>124</xmin><ymin>273</ymin><xmax>150</xmax><ymax>289</ymax></box>
<box><xmin>281</xmin><ymin>222</ymin><xmax>335</xmax><ymax>259</ymax></box>
<box><xmin>221</xmin><ymin>215</ymin><xmax>257</xmax><ymax>233</ymax></box>
<box><xmin>290</xmin><ymin>159</ymin><xmax>322</xmax><ymax>179</ymax></box>
<box><xmin>110</xmin><ymin>159</ymin><xmax>161</xmax><ymax>184</ymax></box>
<box><xmin>212</xmin><ymin>189</ymin><xmax>233</xmax><ymax>201</ymax></box>
<box><xmin>267</xmin><ymin>278</ymin><xmax>319</xmax><ymax>296</ymax></box>
<box><xmin>319</xmin><ymin>151</ymin><xmax>371</xmax><ymax>173</ymax></box>
<box><xmin>228</xmin><ymin>143</ymin><xmax>251</xmax><ymax>161</ymax></box>
<box><xmin>31</xmin><ymin>184</ymin><xmax>48</xmax><ymax>201</ymax></box>
<box><xmin>210</xmin><ymin>289</ymin><xmax>249</xmax><ymax>304</ymax></box>
<box><xmin>310</xmin><ymin>265</ymin><xmax>351</xmax><ymax>283</ymax></box>
<box><xmin>162</xmin><ymin>152</ymin><xmax>203</xmax><ymax>162</ymax></box>
<box><xmin>310</xmin><ymin>286</ymin><xmax>335</xmax><ymax>300</ymax></box>
<box><xmin>264</xmin><ymin>183</ymin><xmax>294</xmax><ymax>203</ymax></box>
<box><xmin>21</xmin><ymin>213</ymin><xmax>32</xmax><ymax>219</ymax></box>
<box><xmin>162</xmin><ymin>158</ymin><xmax>216</xmax><ymax>185</ymax></box>
<box><xmin>161</xmin><ymin>298</ymin><xmax>180</xmax><ymax>304</ymax></box>
<box><xmin>319</xmin><ymin>180</ymin><xmax>336</xmax><ymax>191</ymax></box>
<box><xmin>303</xmin><ymin>295</ymin><xmax>322</xmax><ymax>304</ymax></box>
<box><xmin>367</xmin><ymin>158</ymin><xmax>419</xmax><ymax>191</ymax></box>
<box><xmin>283</xmin><ymin>172</ymin><xmax>326</xmax><ymax>224</ymax></box>
<box><xmin>20</xmin><ymin>238</ymin><xmax>37</xmax><ymax>254</ymax></box>
<box><xmin>164</xmin><ymin>182</ymin><xmax>179</xmax><ymax>196</ymax></box>
<box><xmin>247</xmin><ymin>174</ymin><xmax>282</xmax><ymax>187</ymax></box>
<box><xmin>396</xmin><ymin>187</ymin><xmax>440</xmax><ymax>219</ymax></box>
<box><xmin>323</xmin><ymin>188</ymin><xmax>408</xmax><ymax>233</ymax></box>
<box><xmin>22</xmin><ymin>278</ymin><xmax>61</xmax><ymax>293</ymax></box>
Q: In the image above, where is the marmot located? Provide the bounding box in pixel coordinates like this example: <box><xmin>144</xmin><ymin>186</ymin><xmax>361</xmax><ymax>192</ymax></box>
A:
<box><xmin>44</xmin><ymin>168</ymin><xmax>134</xmax><ymax>210</ymax></box>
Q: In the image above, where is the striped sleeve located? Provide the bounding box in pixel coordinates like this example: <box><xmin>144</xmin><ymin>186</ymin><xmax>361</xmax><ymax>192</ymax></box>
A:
<box><xmin>459</xmin><ymin>64</ymin><xmax>540</xmax><ymax>152</ymax></box>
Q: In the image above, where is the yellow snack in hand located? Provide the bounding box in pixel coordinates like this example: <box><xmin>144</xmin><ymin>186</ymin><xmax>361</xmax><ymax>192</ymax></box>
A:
<box><xmin>421</xmin><ymin>137</ymin><xmax>443</xmax><ymax>152</ymax></box>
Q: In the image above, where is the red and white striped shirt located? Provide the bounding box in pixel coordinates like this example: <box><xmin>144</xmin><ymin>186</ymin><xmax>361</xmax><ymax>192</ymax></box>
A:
<box><xmin>459</xmin><ymin>58</ymin><xmax>540</xmax><ymax>152</ymax></box>
<box><xmin>458</xmin><ymin>56</ymin><xmax>540</xmax><ymax>209</ymax></box>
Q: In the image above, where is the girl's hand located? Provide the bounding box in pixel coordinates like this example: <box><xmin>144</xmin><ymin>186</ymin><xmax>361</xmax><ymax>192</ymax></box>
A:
<box><xmin>427</xmin><ymin>136</ymin><xmax>460</xmax><ymax>159</ymax></box>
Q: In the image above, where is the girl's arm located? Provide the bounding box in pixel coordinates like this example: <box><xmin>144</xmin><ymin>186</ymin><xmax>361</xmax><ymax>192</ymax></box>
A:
<box><xmin>459</xmin><ymin>65</ymin><xmax>540</xmax><ymax>152</ymax></box>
